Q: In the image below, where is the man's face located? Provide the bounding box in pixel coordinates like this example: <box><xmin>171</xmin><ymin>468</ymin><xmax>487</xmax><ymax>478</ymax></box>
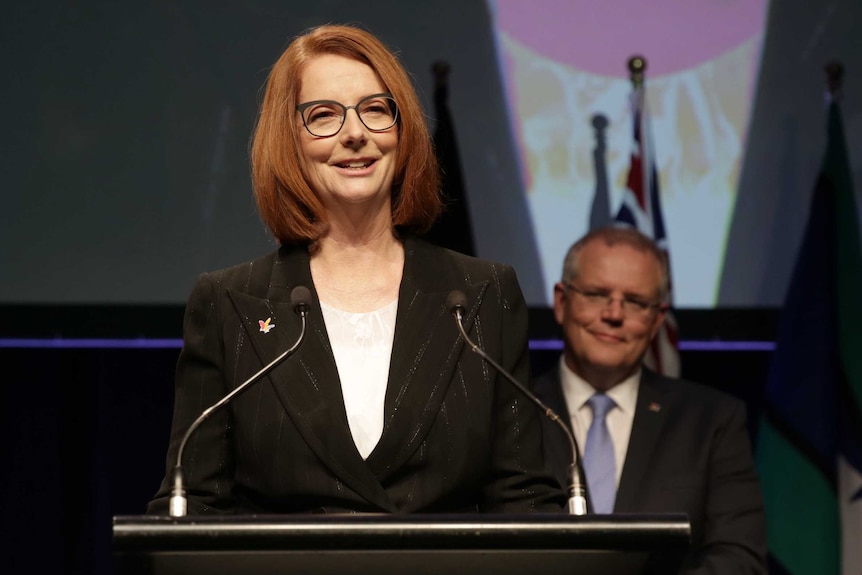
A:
<box><xmin>553</xmin><ymin>240</ymin><xmax>667</xmax><ymax>390</ymax></box>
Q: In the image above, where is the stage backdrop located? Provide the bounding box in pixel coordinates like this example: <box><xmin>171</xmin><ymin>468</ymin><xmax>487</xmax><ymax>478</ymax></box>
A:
<box><xmin>1</xmin><ymin>0</ymin><xmax>860</xmax><ymax>309</ymax></box>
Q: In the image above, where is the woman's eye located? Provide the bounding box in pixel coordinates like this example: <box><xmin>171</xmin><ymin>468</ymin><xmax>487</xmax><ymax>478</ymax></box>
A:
<box><xmin>309</xmin><ymin>109</ymin><xmax>338</xmax><ymax>121</ymax></box>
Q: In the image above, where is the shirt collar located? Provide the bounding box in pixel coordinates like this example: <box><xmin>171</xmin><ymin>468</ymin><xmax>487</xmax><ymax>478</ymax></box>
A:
<box><xmin>557</xmin><ymin>356</ymin><xmax>640</xmax><ymax>415</ymax></box>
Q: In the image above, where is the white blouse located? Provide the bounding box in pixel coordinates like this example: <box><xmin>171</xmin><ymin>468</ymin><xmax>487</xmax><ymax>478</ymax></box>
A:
<box><xmin>320</xmin><ymin>299</ymin><xmax>398</xmax><ymax>459</ymax></box>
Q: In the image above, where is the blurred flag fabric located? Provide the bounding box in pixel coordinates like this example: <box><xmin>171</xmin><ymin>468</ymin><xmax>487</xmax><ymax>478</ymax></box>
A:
<box><xmin>614</xmin><ymin>78</ymin><xmax>681</xmax><ymax>377</ymax></box>
<box><xmin>755</xmin><ymin>89</ymin><xmax>862</xmax><ymax>575</ymax></box>
<box><xmin>424</xmin><ymin>61</ymin><xmax>476</xmax><ymax>257</ymax></box>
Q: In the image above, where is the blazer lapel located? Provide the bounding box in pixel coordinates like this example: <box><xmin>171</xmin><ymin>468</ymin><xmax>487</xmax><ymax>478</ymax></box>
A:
<box><xmin>227</xmin><ymin>247</ymin><xmax>396</xmax><ymax>511</ymax></box>
<box><xmin>615</xmin><ymin>369</ymin><xmax>669</xmax><ymax>512</ymax></box>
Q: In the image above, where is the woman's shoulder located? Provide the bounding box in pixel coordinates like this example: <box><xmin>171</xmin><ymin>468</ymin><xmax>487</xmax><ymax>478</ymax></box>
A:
<box><xmin>192</xmin><ymin>244</ymin><xmax>309</xmax><ymax>297</ymax></box>
<box><xmin>405</xmin><ymin>235</ymin><xmax>514</xmax><ymax>277</ymax></box>
<box><xmin>402</xmin><ymin>236</ymin><xmax>524</xmax><ymax>309</ymax></box>
<box><xmin>201</xmin><ymin>250</ymin><xmax>277</xmax><ymax>283</ymax></box>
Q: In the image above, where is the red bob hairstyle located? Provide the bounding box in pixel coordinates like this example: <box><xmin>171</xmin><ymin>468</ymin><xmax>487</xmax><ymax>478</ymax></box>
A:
<box><xmin>250</xmin><ymin>24</ymin><xmax>442</xmax><ymax>244</ymax></box>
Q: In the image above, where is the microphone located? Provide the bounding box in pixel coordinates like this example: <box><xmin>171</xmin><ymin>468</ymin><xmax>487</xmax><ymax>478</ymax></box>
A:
<box><xmin>169</xmin><ymin>285</ymin><xmax>313</xmax><ymax>517</ymax></box>
<box><xmin>446</xmin><ymin>290</ymin><xmax>588</xmax><ymax>516</ymax></box>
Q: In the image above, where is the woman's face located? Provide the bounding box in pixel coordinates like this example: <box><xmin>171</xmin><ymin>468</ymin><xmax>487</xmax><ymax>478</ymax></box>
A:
<box><xmin>296</xmin><ymin>54</ymin><xmax>399</xmax><ymax>215</ymax></box>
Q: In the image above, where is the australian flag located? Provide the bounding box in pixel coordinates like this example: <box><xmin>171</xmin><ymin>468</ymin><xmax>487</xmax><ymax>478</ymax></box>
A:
<box><xmin>614</xmin><ymin>81</ymin><xmax>680</xmax><ymax>377</ymax></box>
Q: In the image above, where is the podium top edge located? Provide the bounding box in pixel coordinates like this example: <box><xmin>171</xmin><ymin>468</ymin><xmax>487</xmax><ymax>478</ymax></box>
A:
<box><xmin>113</xmin><ymin>512</ymin><xmax>690</xmax><ymax>532</ymax></box>
<box><xmin>114</xmin><ymin>512</ymin><xmax>688</xmax><ymax>523</ymax></box>
<box><xmin>113</xmin><ymin>513</ymin><xmax>691</xmax><ymax>552</ymax></box>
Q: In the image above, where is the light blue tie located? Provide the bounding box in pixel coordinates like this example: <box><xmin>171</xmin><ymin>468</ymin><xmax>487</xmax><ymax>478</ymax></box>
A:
<box><xmin>583</xmin><ymin>393</ymin><xmax>617</xmax><ymax>514</ymax></box>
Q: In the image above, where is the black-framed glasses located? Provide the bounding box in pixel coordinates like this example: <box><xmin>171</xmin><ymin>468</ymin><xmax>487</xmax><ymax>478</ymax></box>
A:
<box><xmin>563</xmin><ymin>283</ymin><xmax>663</xmax><ymax>317</ymax></box>
<box><xmin>296</xmin><ymin>92</ymin><xmax>398</xmax><ymax>138</ymax></box>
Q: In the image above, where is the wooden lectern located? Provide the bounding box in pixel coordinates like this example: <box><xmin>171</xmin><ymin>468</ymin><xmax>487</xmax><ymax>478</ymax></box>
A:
<box><xmin>113</xmin><ymin>513</ymin><xmax>690</xmax><ymax>575</ymax></box>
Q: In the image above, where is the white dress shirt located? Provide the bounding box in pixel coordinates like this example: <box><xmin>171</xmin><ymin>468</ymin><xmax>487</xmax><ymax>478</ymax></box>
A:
<box><xmin>557</xmin><ymin>355</ymin><xmax>640</xmax><ymax>488</ymax></box>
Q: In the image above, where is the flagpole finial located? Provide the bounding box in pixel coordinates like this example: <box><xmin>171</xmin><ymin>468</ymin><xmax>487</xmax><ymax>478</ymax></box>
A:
<box><xmin>591</xmin><ymin>113</ymin><xmax>609</xmax><ymax>132</ymax></box>
<box><xmin>825</xmin><ymin>60</ymin><xmax>844</xmax><ymax>101</ymax></box>
<box><xmin>628</xmin><ymin>55</ymin><xmax>647</xmax><ymax>88</ymax></box>
<box><xmin>591</xmin><ymin>113</ymin><xmax>609</xmax><ymax>148</ymax></box>
<box><xmin>432</xmin><ymin>61</ymin><xmax>451</xmax><ymax>89</ymax></box>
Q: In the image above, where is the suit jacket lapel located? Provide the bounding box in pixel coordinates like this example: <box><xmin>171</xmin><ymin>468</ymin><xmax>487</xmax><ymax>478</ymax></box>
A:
<box><xmin>227</xmin><ymin>246</ymin><xmax>396</xmax><ymax>511</ymax></box>
<box><xmin>535</xmin><ymin>369</ymin><xmax>578</xmax><ymax>489</ymax></box>
<box><xmin>538</xmin><ymin>367</ymin><xmax>569</xmax><ymax>419</ymax></box>
<box><xmin>615</xmin><ymin>369</ymin><xmax>669</xmax><ymax>512</ymax></box>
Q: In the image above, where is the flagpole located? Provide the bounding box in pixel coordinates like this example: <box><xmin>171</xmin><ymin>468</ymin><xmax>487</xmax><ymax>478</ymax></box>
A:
<box><xmin>825</xmin><ymin>60</ymin><xmax>843</xmax><ymax>103</ymax></box>
<box><xmin>627</xmin><ymin>56</ymin><xmax>651</xmax><ymax>231</ymax></box>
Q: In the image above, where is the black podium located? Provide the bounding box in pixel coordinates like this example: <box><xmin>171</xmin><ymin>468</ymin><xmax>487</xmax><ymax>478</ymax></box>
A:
<box><xmin>113</xmin><ymin>513</ymin><xmax>690</xmax><ymax>575</ymax></box>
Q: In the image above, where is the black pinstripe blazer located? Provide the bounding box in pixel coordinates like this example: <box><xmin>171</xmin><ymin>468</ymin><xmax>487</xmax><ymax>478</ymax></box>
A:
<box><xmin>147</xmin><ymin>236</ymin><xmax>565</xmax><ymax>515</ymax></box>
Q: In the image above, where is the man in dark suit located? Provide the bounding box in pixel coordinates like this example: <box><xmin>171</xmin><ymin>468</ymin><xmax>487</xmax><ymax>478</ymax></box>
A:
<box><xmin>534</xmin><ymin>226</ymin><xmax>766</xmax><ymax>574</ymax></box>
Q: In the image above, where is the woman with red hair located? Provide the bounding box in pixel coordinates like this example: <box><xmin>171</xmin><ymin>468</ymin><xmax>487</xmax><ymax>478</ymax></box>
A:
<box><xmin>148</xmin><ymin>24</ymin><xmax>563</xmax><ymax>515</ymax></box>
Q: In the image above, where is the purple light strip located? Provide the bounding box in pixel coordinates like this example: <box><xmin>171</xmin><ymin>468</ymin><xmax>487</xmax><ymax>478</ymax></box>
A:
<box><xmin>528</xmin><ymin>339</ymin><xmax>775</xmax><ymax>352</ymax></box>
<box><xmin>0</xmin><ymin>338</ymin><xmax>776</xmax><ymax>352</ymax></box>
<box><xmin>0</xmin><ymin>338</ymin><xmax>184</xmax><ymax>349</ymax></box>
<box><xmin>678</xmin><ymin>340</ymin><xmax>776</xmax><ymax>352</ymax></box>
